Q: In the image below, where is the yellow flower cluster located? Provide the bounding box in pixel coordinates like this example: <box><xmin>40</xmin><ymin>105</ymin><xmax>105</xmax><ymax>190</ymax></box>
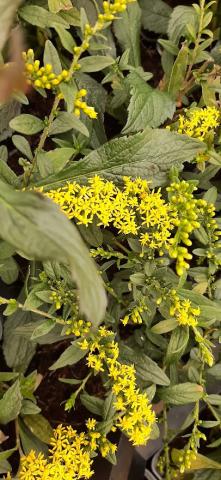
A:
<box><xmin>176</xmin><ymin>427</ymin><xmax>206</xmax><ymax>474</ymax></box>
<box><xmin>16</xmin><ymin>425</ymin><xmax>94</xmax><ymax>480</ymax></box>
<box><xmin>167</xmin><ymin>181</ymin><xmax>206</xmax><ymax>275</ymax></box>
<box><xmin>169</xmin><ymin>290</ymin><xmax>200</xmax><ymax>327</ymax></box>
<box><xmin>45</xmin><ymin>175</ymin><xmax>175</xmax><ymax>250</ymax></box>
<box><xmin>177</xmin><ymin>106</ymin><xmax>220</xmax><ymax>141</ymax></box>
<box><xmin>98</xmin><ymin>0</ymin><xmax>136</xmax><ymax>22</ymax></box>
<box><xmin>74</xmin><ymin>89</ymin><xmax>98</xmax><ymax>119</ymax></box>
<box><xmin>79</xmin><ymin>326</ymin><xmax>156</xmax><ymax>446</ymax></box>
<box><xmin>121</xmin><ymin>302</ymin><xmax>147</xmax><ymax>326</ymax></box>
<box><xmin>23</xmin><ymin>49</ymin><xmax>68</xmax><ymax>90</ymax></box>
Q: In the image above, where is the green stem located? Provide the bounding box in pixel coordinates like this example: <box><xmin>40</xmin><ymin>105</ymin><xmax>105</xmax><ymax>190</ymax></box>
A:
<box><xmin>163</xmin><ymin>407</ymin><xmax>171</xmax><ymax>480</ymax></box>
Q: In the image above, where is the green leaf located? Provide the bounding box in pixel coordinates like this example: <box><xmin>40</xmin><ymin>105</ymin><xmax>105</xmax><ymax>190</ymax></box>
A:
<box><xmin>159</xmin><ymin>383</ymin><xmax>204</xmax><ymax>405</ymax></box>
<box><xmin>23</xmin><ymin>414</ymin><xmax>53</xmax><ymax>444</ymax></box>
<box><xmin>80</xmin><ymin>392</ymin><xmax>104</xmax><ymax>416</ymax></box>
<box><xmin>0</xmin><ymin>181</ymin><xmax>106</xmax><ymax>326</ymax></box>
<box><xmin>207</xmin><ymin>394</ymin><xmax>221</xmax><ymax>406</ymax></box>
<box><xmin>151</xmin><ymin>319</ymin><xmax>178</xmax><ymax>334</ymax></box>
<box><xmin>36</xmin><ymin>128</ymin><xmax>205</xmax><ymax>190</ymax></box>
<box><xmin>166</xmin><ymin>326</ymin><xmax>189</xmax><ymax>364</ymax></box>
<box><xmin>208</xmin><ymin>363</ymin><xmax>221</xmax><ymax>380</ymax></box>
<box><xmin>19</xmin><ymin>418</ymin><xmax>48</xmax><ymax>455</ymax></box>
<box><xmin>80</xmin><ymin>55</ymin><xmax>115</xmax><ymax>72</ymax></box>
<box><xmin>121</xmin><ymin>346</ymin><xmax>170</xmax><ymax>386</ymax></box>
<box><xmin>48</xmin><ymin>0</ymin><xmax>72</xmax><ymax>13</ymax></box>
<box><xmin>31</xmin><ymin>320</ymin><xmax>56</xmax><ymax>341</ymax></box>
<box><xmin>0</xmin><ymin>448</ymin><xmax>17</xmax><ymax>463</ymax></box>
<box><xmin>167</xmin><ymin>44</ymin><xmax>189</xmax><ymax>100</ymax></box>
<box><xmin>55</xmin><ymin>25</ymin><xmax>76</xmax><ymax>53</ymax></box>
<box><xmin>10</xmin><ymin>115</ymin><xmax>44</xmax><ymax>135</ymax></box>
<box><xmin>123</xmin><ymin>71</ymin><xmax>175</xmax><ymax>132</ymax></box>
<box><xmin>0</xmin><ymin>256</ymin><xmax>19</xmax><ymax>284</ymax></box>
<box><xmin>37</xmin><ymin>148</ymin><xmax>75</xmax><ymax>177</ymax></box>
<box><xmin>0</xmin><ymin>0</ymin><xmax>22</xmax><ymax>51</ymax></box>
<box><xmin>113</xmin><ymin>3</ymin><xmax>141</xmax><ymax>67</ymax></box>
<box><xmin>168</xmin><ymin>6</ymin><xmax>198</xmax><ymax>44</ymax></box>
<box><xmin>3</xmin><ymin>303</ymin><xmax>37</xmax><ymax>371</ymax></box>
<box><xmin>43</xmin><ymin>40</ymin><xmax>62</xmax><ymax>75</ymax></box>
<box><xmin>103</xmin><ymin>392</ymin><xmax>116</xmax><ymax>421</ymax></box>
<box><xmin>50</xmin><ymin>340</ymin><xmax>87</xmax><ymax>370</ymax></box>
<box><xmin>0</xmin><ymin>100</ymin><xmax>21</xmax><ymax>142</ymax></box>
<box><xmin>19</xmin><ymin>5</ymin><xmax>69</xmax><ymax>29</ymax></box>
<box><xmin>139</xmin><ymin>0</ymin><xmax>172</xmax><ymax>34</ymax></box>
<box><xmin>21</xmin><ymin>399</ymin><xmax>41</xmax><ymax>415</ymax></box>
<box><xmin>12</xmin><ymin>135</ymin><xmax>33</xmax><ymax>161</ymax></box>
<box><xmin>0</xmin><ymin>380</ymin><xmax>22</xmax><ymax>424</ymax></box>
<box><xmin>0</xmin><ymin>372</ymin><xmax>19</xmax><ymax>382</ymax></box>
<box><xmin>49</xmin><ymin>112</ymin><xmax>89</xmax><ymax>137</ymax></box>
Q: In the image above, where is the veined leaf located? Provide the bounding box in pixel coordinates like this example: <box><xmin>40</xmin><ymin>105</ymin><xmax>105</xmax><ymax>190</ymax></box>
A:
<box><xmin>123</xmin><ymin>71</ymin><xmax>175</xmax><ymax>132</ymax></box>
<box><xmin>0</xmin><ymin>181</ymin><xmax>106</xmax><ymax>326</ymax></box>
<box><xmin>139</xmin><ymin>0</ymin><xmax>172</xmax><ymax>34</ymax></box>
<box><xmin>10</xmin><ymin>115</ymin><xmax>44</xmax><ymax>135</ymax></box>
<box><xmin>50</xmin><ymin>340</ymin><xmax>87</xmax><ymax>370</ymax></box>
<box><xmin>48</xmin><ymin>0</ymin><xmax>72</xmax><ymax>13</ymax></box>
<box><xmin>159</xmin><ymin>383</ymin><xmax>204</xmax><ymax>405</ymax></box>
<box><xmin>168</xmin><ymin>6</ymin><xmax>198</xmax><ymax>44</ymax></box>
<box><xmin>35</xmin><ymin>128</ymin><xmax>205</xmax><ymax>190</ymax></box>
<box><xmin>37</xmin><ymin>148</ymin><xmax>75</xmax><ymax>177</ymax></box>
<box><xmin>19</xmin><ymin>5</ymin><xmax>69</xmax><ymax>29</ymax></box>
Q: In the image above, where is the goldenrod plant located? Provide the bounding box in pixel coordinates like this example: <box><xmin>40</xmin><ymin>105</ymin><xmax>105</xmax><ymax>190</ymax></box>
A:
<box><xmin>1</xmin><ymin>1</ymin><xmax>221</xmax><ymax>480</ymax></box>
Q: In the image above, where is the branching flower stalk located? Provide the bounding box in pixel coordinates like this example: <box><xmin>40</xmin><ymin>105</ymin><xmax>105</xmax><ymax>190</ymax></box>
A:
<box><xmin>23</xmin><ymin>0</ymin><xmax>136</xmax><ymax>185</ymax></box>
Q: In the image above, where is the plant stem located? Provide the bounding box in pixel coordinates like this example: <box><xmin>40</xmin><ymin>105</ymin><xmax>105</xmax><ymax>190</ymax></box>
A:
<box><xmin>163</xmin><ymin>406</ymin><xmax>171</xmax><ymax>480</ymax></box>
<box><xmin>15</xmin><ymin>418</ymin><xmax>23</xmax><ymax>457</ymax></box>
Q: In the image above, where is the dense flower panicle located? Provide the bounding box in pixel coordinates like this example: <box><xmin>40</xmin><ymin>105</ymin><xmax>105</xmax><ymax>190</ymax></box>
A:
<box><xmin>23</xmin><ymin>49</ymin><xmax>69</xmax><ymax>90</ymax></box>
<box><xmin>121</xmin><ymin>302</ymin><xmax>147</xmax><ymax>326</ymax></box>
<box><xmin>177</xmin><ymin>106</ymin><xmax>220</xmax><ymax>141</ymax></box>
<box><xmin>45</xmin><ymin>175</ymin><xmax>220</xmax><ymax>276</ymax></box>
<box><xmin>45</xmin><ymin>175</ymin><xmax>175</xmax><ymax>250</ymax></box>
<box><xmin>17</xmin><ymin>426</ymin><xmax>94</xmax><ymax>480</ymax></box>
<box><xmin>79</xmin><ymin>326</ymin><xmax>156</xmax><ymax>446</ymax></box>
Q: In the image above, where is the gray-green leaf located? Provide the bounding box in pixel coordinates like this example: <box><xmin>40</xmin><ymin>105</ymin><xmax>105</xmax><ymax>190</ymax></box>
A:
<box><xmin>35</xmin><ymin>128</ymin><xmax>205</xmax><ymax>190</ymax></box>
<box><xmin>123</xmin><ymin>71</ymin><xmax>175</xmax><ymax>132</ymax></box>
<box><xmin>0</xmin><ymin>380</ymin><xmax>22</xmax><ymax>424</ymax></box>
<box><xmin>0</xmin><ymin>181</ymin><xmax>106</xmax><ymax>326</ymax></box>
<box><xmin>113</xmin><ymin>3</ymin><xmax>141</xmax><ymax>67</ymax></box>
<box><xmin>10</xmin><ymin>115</ymin><xmax>44</xmax><ymax>135</ymax></box>
<box><xmin>139</xmin><ymin>0</ymin><xmax>172</xmax><ymax>34</ymax></box>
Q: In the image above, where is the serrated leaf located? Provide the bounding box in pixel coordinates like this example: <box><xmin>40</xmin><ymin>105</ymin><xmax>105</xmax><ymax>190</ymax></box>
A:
<box><xmin>80</xmin><ymin>392</ymin><xmax>104</xmax><ymax>416</ymax></box>
<box><xmin>35</xmin><ymin>128</ymin><xmax>205</xmax><ymax>190</ymax></box>
<box><xmin>49</xmin><ymin>112</ymin><xmax>89</xmax><ymax>137</ymax></box>
<box><xmin>37</xmin><ymin>148</ymin><xmax>75</xmax><ymax>177</ymax></box>
<box><xmin>0</xmin><ymin>181</ymin><xmax>106</xmax><ymax>327</ymax></box>
<box><xmin>113</xmin><ymin>3</ymin><xmax>141</xmax><ymax>67</ymax></box>
<box><xmin>23</xmin><ymin>414</ymin><xmax>53</xmax><ymax>444</ymax></box>
<box><xmin>80</xmin><ymin>55</ymin><xmax>115</xmax><ymax>72</ymax></box>
<box><xmin>0</xmin><ymin>380</ymin><xmax>22</xmax><ymax>424</ymax></box>
<box><xmin>0</xmin><ymin>0</ymin><xmax>22</xmax><ymax>51</ymax></box>
<box><xmin>10</xmin><ymin>115</ymin><xmax>44</xmax><ymax>135</ymax></box>
<box><xmin>123</xmin><ymin>72</ymin><xmax>175</xmax><ymax>132</ymax></box>
<box><xmin>139</xmin><ymin>0</ymin><xmax>172</xmax><ymax>34</ymax></box>
<box><xmin>50</xmin><ymin>340</ymin><xmax>87</xmax><ymax>370</ymax></box>
<box><xmin>43</xmin><ymin>40</ymin><xmax>62</xmax><ymax>75</ymax></box>
<box><xmin>159</xmin><ymin>383</ymin><xmax>204</xmax><ymax>405</ymax></box>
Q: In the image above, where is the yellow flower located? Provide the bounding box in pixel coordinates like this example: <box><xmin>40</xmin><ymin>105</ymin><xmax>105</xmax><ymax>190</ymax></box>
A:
<box><xmin>177</xmin><ymin>106</ymin><xmax>220</xmax><ymax>141</ymax></box>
